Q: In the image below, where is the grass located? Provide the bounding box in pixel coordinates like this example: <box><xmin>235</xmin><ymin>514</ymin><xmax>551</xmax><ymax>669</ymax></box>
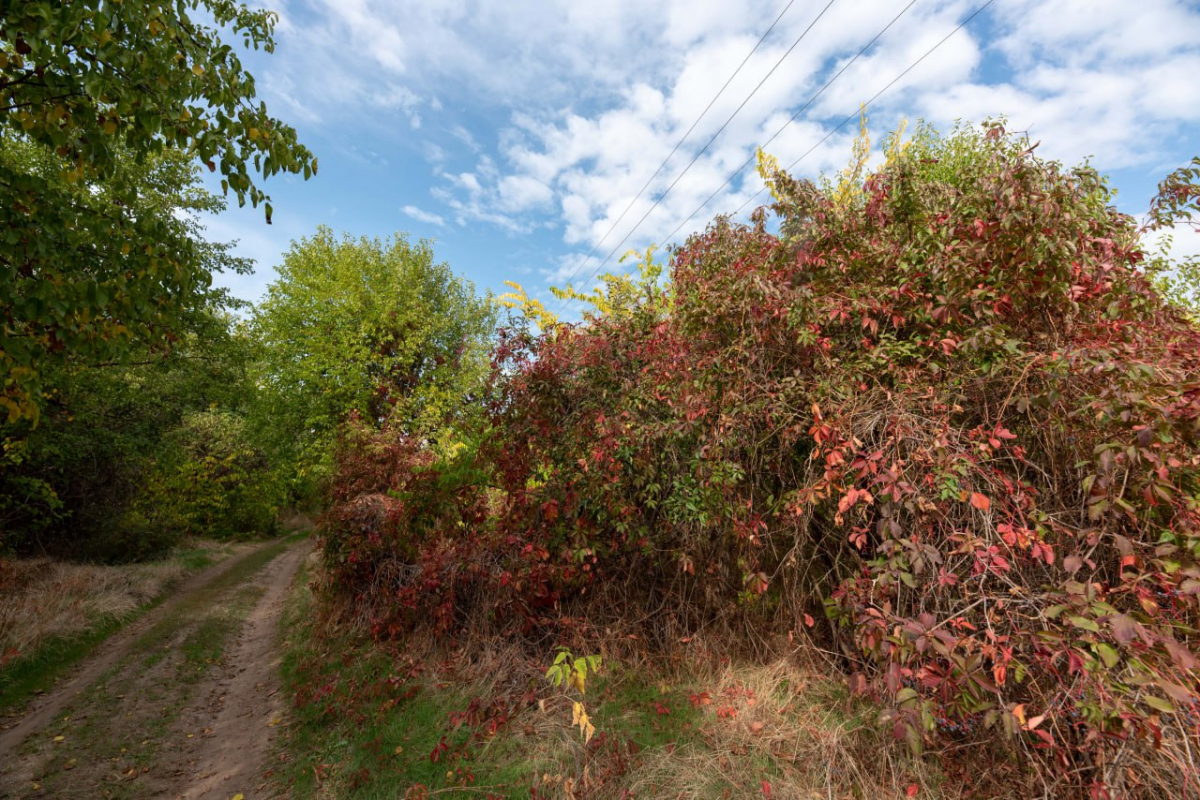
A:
<box><xmin>274</xmin><ymin>566</ymin><xmax>954</xmax><ymax>799</ymax></box>
<box><xmin>0</xmin><ymin>534</ymin><xmax>291</xmax><ymax>712</ymax></box>
<box><xmin>0</xmin><ymin>614</ymin><xmax>133</xmax><ymax>714</ymax></box>
<box><xmin>13</xmin><ymin>532</ymin><xmax>307</xmax><ymax>799</ymax></box>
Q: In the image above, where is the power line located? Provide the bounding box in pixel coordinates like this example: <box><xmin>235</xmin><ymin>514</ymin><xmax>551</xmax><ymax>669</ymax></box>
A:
<box><xmin>547</xmin><ymin>0</ymin><xmax>799</xmax><ymax>299</ymax></box>
<box><xmin>554</xmin><ymin>0</ymin><xmax>838</xmax><ymax>314</ymax></box>
<box><xmin>656</xmin><ymin>0</ymin><xmax>930</xmax><ymax>250</ymax></box>
<box><xmin>730</xmin><ymin>0</ymin><xmax>998</xmax><ymax>219</ymax></box>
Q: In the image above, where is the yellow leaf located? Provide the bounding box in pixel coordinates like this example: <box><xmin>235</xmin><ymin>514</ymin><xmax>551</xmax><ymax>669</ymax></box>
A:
<box><xmin>53</xmin><ymin>735</ymin><xmax>65</xmax><ymax>743</ymax></box>
<box><xmin>192</xmin><ymin>64</ymin><xmax>204</xmax><ymax>77</ymax></box>
<box><xmin>232</xmin><ymin>795</ymin><xmax>244</xmax><ymax>800</ymax></box>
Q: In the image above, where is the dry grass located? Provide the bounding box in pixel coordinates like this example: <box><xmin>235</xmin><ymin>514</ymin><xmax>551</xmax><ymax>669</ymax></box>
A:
<box><xmin>614</xmin><ymin>658</ymin><xmax>951</xmax><ymax>800</ymax></box>
<box><xmin>0</xmin><ymin>538</ymin><xmax>237</xmax><ymax>662</ymax></box>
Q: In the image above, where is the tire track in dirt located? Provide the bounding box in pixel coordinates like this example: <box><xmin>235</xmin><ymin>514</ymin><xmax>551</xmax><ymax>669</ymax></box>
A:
<box><xmin>0</xmin><ymin>537</ymin><xmax>310</xmax><ymax>798</ymax></box>
<box><xmin>172</xmin><ymin>541</ymin><xmax>308</xmax><ymax>799</ymax></box>
<box><xmin>0</xmin><ymin>542</ymin><xmax>264</xmax><ymax>758</ymax></box>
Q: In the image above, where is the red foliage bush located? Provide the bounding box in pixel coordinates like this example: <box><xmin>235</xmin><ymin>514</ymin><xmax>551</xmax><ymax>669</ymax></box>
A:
<box><xmin>322</xmin><ymin>124</ymin><xmax>1200</xmax><ymax>795</ymax></box>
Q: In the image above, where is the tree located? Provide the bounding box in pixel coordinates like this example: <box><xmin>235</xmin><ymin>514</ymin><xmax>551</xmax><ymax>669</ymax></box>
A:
<box><xmin>251</xmin><ymin>227</ymin><xmax>498</xmax><ymax>491</ymax></box>
<box><xmin>0</xmin><ymin>0</ymin><xmax>314</xmax><ymax>422</ymax></box>
<box><xmin>1145</xmin><ymin>157</ymin><xmax>1200</xmax><ymax>318</ymax></box>
<box><xmin>0</xmin><ymin>309</ymin><xmax>271</xmax><ymax>559</ymax></box>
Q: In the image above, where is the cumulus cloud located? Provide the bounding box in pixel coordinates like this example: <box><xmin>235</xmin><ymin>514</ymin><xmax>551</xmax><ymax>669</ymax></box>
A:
<box><xmin>240</xmin><ymin>0</ymin><xmax>1200</xmax><ymax>287</ymax></box>
<box><xmin>401</xmin><ymin>204</ymin><xmax>446</xmax><ymax>227</ymax></box>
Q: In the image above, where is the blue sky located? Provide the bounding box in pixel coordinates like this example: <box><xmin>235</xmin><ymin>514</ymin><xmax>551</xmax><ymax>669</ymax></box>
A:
<box><xmin>205</xmin><ymin>0</ymin><xmax>1200</xmax><ymax>316</ymax></box>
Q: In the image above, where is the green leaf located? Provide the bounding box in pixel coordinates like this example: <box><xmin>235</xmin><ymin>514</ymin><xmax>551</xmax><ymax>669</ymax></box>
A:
<box><xmin>1094</xmin><ymin>643</ymin><xmax>1119</xmax><ymax>669</ymax></box>
<box><xmin>1144</xmin><ymin>695</ymin><xmax>1175</xmax><ymax>714</ymax></box>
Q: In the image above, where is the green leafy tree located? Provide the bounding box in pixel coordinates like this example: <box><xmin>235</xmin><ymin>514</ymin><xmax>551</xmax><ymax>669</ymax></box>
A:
<box><xmin>138</xmin><ymin>408</ymin><xmax>282</xmax><ymax>545</ymax></box>
<box><xmin>0</xmin><ymin>310</ymin><xmax>268</xmax><ymax>558</ymax></box>
<box><xmin>1145</xmin><ymin>157</ymin><xmax>1200</xmax><ymax>318</ymax></box>
<box><xmin>252</xmin><ymin>227</ymin><xmax>498</xmax><ymax>492</ymax></box>
<box><xmin>0</xmin><ymin>0</ymin><xmax>314</xmax><ymax>422</ymax></box>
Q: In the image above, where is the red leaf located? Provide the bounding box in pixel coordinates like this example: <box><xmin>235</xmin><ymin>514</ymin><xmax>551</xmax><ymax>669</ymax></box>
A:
<box><xmin>969</xmin><ymin>492</ymin><xmax>990</xmax><ymax>511</ymax></box>
<box><xmin>906</xmin><ymin>784</ymin><xmax>920</xmax><ymax>797</ymax></box>
<box><xmin>761</xmin><ymin>780</ymin><xmax>773</xmax><ymax>797</ymax></box>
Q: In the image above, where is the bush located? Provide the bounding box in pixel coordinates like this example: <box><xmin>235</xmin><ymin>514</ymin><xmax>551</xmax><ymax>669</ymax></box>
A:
<box><xmin>141</xmin><ymin>410</ymin><xmax>283</xmax><ymax>542</ymax></box>
<box><xmin>322</xmin><ymin>123</ymin><xmax>1200</xmax><ymax>796</ymax></box>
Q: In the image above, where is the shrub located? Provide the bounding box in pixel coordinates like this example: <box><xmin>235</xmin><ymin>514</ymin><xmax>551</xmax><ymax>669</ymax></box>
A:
<box><xmin>140</xmin><ymin>410</ymin><xmax>283</xmax><ymax>542</ymax></box>
<box><xmin>322</xmin><ymin>123</ymin><xmax>1200</xmax><ymax>795</ymax></box>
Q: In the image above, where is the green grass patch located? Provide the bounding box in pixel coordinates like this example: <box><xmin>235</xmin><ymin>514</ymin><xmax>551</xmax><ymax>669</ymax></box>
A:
<box><xmin>590</xmin><ymin>668</ymin><xmax>704</xmax><ymax>752</ymax></box>
<box><xmin>277</xmin><ymin>563</ymin><xmax>548</xmax><ymax>798</ymax></box>
<box><xmin>0</xmin><ymin>535</ymin><xmax>297</xmax><ymax>712</ymax></box>
<box><xmin>0</xmin><ymin>615</ymin><xmax>131</xmax><ymax>712</ymax></box>
<box><xmin>275</xmin><ymin>566</ymin><xmax>717</xmax><ymax>798</ymax></box>
<box><xmin>171</xmin><ymin>546</ymin><xmax>222</xmax><ymax>572</ymax></box>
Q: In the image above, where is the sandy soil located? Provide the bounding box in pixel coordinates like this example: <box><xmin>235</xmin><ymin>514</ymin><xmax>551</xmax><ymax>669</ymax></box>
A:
<box><xmin>0</xmin><ymin>538</ymin><xmax>310</xmax><ymax>799</ymax></box>
<box><xmin>176</xmin><ymin>543</ymin><xmax>307</xmax><ymax>799</ymax></box>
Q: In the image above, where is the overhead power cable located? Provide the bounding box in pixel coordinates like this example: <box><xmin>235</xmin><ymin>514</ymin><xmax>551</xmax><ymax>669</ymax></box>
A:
<box><xmin>548</xmin><ymin>0</ymin><xmax>799</xmax><ymax>298</ymax></box>
<box><xmin>670</xmin><ymin>0</ymin><xmax>997</xmax><ymax>245</ymax></box>
<box><xmin>554</xmin><ymin>0</ymin><xmax>838</xmax><ymax>314</ymax></box>
<box><xmin>655</xmin><ymin>0</ymin><xmax>929</xmax><ymax>251</ymax></box>
<box><xmin>731</xmin><ymin>0</ymin><xmax>998</xmax><ymax>218</ymax></box>
<box><xmin>566</xmin><ymin>0</ymin><xmax>920</xmax><ymax>304</ymax></box>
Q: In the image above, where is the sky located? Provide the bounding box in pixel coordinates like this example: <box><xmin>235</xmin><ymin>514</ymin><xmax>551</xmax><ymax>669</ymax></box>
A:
<box><xmin>204</xmin><ymin>0</ymin><xmax>1200</xmax><ymax>316</ymax></box>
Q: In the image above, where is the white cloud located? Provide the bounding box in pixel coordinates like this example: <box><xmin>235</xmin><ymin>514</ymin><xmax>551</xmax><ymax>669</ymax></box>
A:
<box><xmin>448</xmin><ymin>124</ymin><xmax>482</xmax><ymax>153</ymax></box>
<box><xmin>401</xmin><ymin>204</ymin><xmax>446</xmax><ymax>227</ymax></box>
<box><xmin>380</xmin><ymin>0</ymin><xmax>998</xmax><ymax>262</ymax></box>
<box><xmin>497</xmin><ymin>175</ymin><xmax>554</xmax><ymax>212</ymax></box>
<box><xmin>232</xmin><ymin>0</ymin><xmax>1200</xmax><ymax>295</ymax></box>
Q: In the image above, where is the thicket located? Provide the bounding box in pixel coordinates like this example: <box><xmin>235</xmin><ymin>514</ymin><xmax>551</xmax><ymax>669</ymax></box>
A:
<box><xmin>250</xmin><ymin>228</ymin><xmax>498</xmax><ymax>502</ymax></box>
<box><xmin>0</xmin><ymin>314</ymin><xmax>282</xmax><ymax>561</ymax></box>
<box><xmin>1</xmin><ymin>0</ymin><xmax>313</xmax><ymax>558</ymax></box>
<box><xmin>321</xmin><ymin>123</ymin><xmax>1200</xmax><ymax>796</ymax></box>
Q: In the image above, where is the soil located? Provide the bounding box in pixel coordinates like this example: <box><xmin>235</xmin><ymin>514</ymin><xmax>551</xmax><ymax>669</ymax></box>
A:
<box><xmin>0</xmin><ymin>537</ymin><xmax>311</xmax><ymax>799</ymax></box>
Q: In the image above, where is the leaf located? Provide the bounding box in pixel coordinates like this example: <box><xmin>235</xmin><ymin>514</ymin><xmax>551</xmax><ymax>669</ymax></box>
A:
<box><xmin>1067</xmin><ymin>615</ymin><xmax>1100</xmax><ymax>632</ymax></box>
<box><xmin>1160</xmin><ymin>681</ymin><xmax>1195</xmax><ymax>704</ymax></box>
<box><xmin>1108</xmin><ymin>614</ymin><xmax>1138</xmax><ymax>645</ymax></box>
<box><xmin>1144</xmin><ymin>695</ymin><xmax>1175</xmax><ymax>714</ymax></box>
<box><xmin>969</xmin><ymin>492</ymin><xmax>990</xmax><ymax>511</ymax></box>
<box><xmin>1094</xmin><ymin>643</ymin><xmax>1119</xmax><ymax>669</ymax></box>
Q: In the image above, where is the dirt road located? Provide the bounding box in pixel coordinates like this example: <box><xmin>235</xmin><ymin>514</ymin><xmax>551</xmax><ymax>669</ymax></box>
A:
<box><xmin>0</xmin><ymin>537</ymin><xmax>310</xmax><ymax>799</ymax></box>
